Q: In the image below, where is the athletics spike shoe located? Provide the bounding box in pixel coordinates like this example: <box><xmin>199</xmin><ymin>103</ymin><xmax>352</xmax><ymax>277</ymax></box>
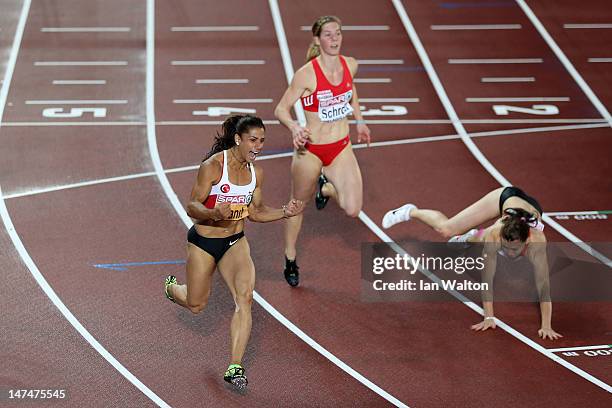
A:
<box><xmin>284</xmin><ymin>257</ymin><xmax>300</xmax><ymax>287</ymax></box>
<box><xmin>224</xmin><ymin>364</ymin><xmax>248</xmax><ymax>390</ymax></box>
<box><xmin>448</xmin><ymin>229</ymin><xmax>479</xmax><ymax>246</ymax></box>
<box><xmin>164</xmin><ymin>275</ymin><xmax>177</xmax><ymax>303</ymax></box>
<box><xmin>315</xmin><ymin>173</ymin><xmax>329</xmax><ymax>210</ymax></box>
<box><xmin>382</xmin><ymin>203</ymin><xmax>416</xmax><ymax>229</ymax></box>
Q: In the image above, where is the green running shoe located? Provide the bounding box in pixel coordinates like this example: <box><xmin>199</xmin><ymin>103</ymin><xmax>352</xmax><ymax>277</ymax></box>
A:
<box><xmin>224</xmin><ymin>364</ymin><xmax>248</xmax><ymax>390</ymax></box>
<box><xmin>164</xmin><ymin>275</ymin><xmax>177</xmax><ymax>302</ymax></box>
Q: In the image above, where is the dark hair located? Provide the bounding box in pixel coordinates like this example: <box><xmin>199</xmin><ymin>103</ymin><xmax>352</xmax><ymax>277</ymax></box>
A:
<box><xmin>501</xmin><ymin>208</ymin><xmax>534</xmax><ymax>242</ymax></box>
<box><xmin>306</xmin><ymin>15</ymin><xmax>342</xmax><ymax>61</ymax></box>
<box><xmin>204</xmin><ymin>114</ymin><xmax>265</xmax><ymax>160</ymax></box>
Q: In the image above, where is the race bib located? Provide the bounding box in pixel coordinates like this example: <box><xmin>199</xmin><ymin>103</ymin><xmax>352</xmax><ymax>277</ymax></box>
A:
<box><xmin>318</xmin><ymin>90</ymin><xmax>353</xmax><ymax>122</ymax></box>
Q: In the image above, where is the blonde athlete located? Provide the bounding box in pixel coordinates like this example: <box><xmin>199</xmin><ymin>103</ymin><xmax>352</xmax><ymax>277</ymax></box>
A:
<box><xmin>274</xmin><ymin>15</ymin><xmax>371</xmax><ymax>287</ymax></box>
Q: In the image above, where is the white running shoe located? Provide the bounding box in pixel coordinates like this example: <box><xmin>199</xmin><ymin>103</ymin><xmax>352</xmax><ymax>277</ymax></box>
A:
<box><xmin>448</xmin><ymin>229</ymin><xmax>479</xmax><ymax>244</ymax></box>
<box><xmin>382</xmin><ymin>204</ymin><xmax>416</xmax><ymax>229</ymax></box>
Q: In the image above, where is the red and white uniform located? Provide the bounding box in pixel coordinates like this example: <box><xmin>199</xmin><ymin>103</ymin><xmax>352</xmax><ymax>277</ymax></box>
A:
<box><xmin>203</xmin><ymin>150</ymin><xmax>256</xmax><ymax>221</ymax></box>
<box><xmin>300</xmin><ymin>56</ymin><xmax>353</xmax><ymax>123</ymax></box>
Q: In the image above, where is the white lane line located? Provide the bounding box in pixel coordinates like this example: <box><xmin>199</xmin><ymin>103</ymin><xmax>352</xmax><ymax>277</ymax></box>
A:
<box><xmin>195</xmin><ymin>79</ymin><xmax>249</xmax><ymax>84</ymax></box>
<box><xmin>431</xmin><ymin>24</ymin><xmax>522</xmax><ymax>30</ymax></box>
<box><xmin>449</xmin><ymin>58</ymin><xmax>543</xmax><ymax>64</ymax></box>
<box><xmin>171</xmin><ymin>26</ymin><xmax>259</xmax><ymax>32</ymax></box>
<box><xmin>394</xmin><ymin>1</ymin><xmax>612</xmax><ymax>269</ymax></box>
<box><xmin>481</xmin><ymin>77</ymin><xmax>535</xmax><ymax>83</ymax></box>
<box><xmin>549</xmin><ymin>345</ymin><xmax>611</xmax><ymax>353</ymax></box>
<box><xmin>156</xmin><ymin>120</ymin><xmax>281</xmax><ymax>126</ymax></box>
<box><xmin>41</xmin><ymin>27</ymin><xmax>131</xmax><ymax>32</ymax></box>
<box><xmin>5</xmin><ymin>122</ymin><xmax>605</xmax><ymax>200</ymax></box>
<box><xmin>466</xmin><ymin>97</ymin><xmax>569</xmax><ymax>102</ymax></box>
<box><xmin>301</xmin><ymin>25</ymin><xmax>390</xmax><ymax>31</ymax></box>
<box><xmin>515</xmin><ymin>0</ymin><xmax>612</xmax><ymax>127</ymax></box>
<box><xmin>461</xmin><ymin>118</ymin><xmax>603</xmax><ymax>123</ymax></box>
<box><xmin>360</xmin><ymin>98</ymin><xmax>419</xmax><ymax>102</ymax></box>
<box><xmin>545</xmin><ymin>211</ymin><xmax>608</xmax><ymax>216</ymax></box>
<box><xmin>392</xmin><ymin>0</ymin><xmax>612</xmax><ymax>391</ymax></box>
<box><xmin>354</xmin><ymin>78</ymin><xmax>391</xmax><ymax>83</ymax></box>
<box><xmin>173</xmin><ymin>98</ymin><xmax>272</xmax><ymax>104</ymax></box>
<box><xmin>35</xmin><ymin>61</ymin><xmax>128</xmax><ymax>66</ymax></box>
<box><xmin>25</xmin><ymin>99</ymin><xmax>127</xmax><ymax>105</ymax></box>
<box><xmin>269</xmin><ymin>1</ymin><xmax>408</xmax><ymax>406</ymax></box>
<box><xmin>587</xmin><ymin>58</ymin><xmax>612</xmax><ymax>63</ymax></box>
<box><xmin>0</xmin><ymin>1</ymin><xmax>171</xmax><ymax>407</ymax></box>
<box><xmin>564</xmin><ymin>24</ymin><xmax>612</xmax><ymax>29</ymax></box>
<box><xmin>52</xmin><ymin>80</ymin><xmax>107</xmax><ymax>85</ymax></box>
<box><xmin>171</xmin><ymin>60</ymin><xmax>265</xmax><ymax>66</ymax></box>
<box><xmin>357</xmin><ymin>59</ymin><xmax>404</xmax><ymax>64</ymax></box>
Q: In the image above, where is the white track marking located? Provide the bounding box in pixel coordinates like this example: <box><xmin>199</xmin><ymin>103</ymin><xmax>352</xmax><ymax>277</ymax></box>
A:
<box><xmin>449</xmin><ymin>58</ymin><xmax>543</xmax><ymax>64</ymax></box>
<box><xmin>481</xmin><ymin>77</ymin><xmax>535</xmax><ymax>83</ymax></box>
<box><xmin>357</xmin><ymin>59</ymin><xmax>404</xmax><ymax>64</ymax></box>
<box><xmin>26</xmin><ymin>99</ymin><xmax>127</xmax><ymax>105</ymax></box>
<box><xmin>545</xmin><ymin>211</ymin><xmax>606</xmax><ymax>216</ymax></box>
<box><xmin>564</xmin><ymin>23</ymin><xmax>612</xmax><ymax>29</ymax></box>
<box><xmin>392</xmin><ymin>0</ymin><xmax>611</xmax><ymax>391</ymax></box>
<box><xmin>171</xmin><ymin>60</ymin><xmax>265</xmax><ymax>65</ymax></box>
<box><xmin>515</xmin><ymin>0</ymin><xmax>612</xmax><ymax>127</ymax></box>
<box><xmin>195</xmin><ymin>79</ymin><xmax>249</xmax><ymax>84</ymax></box>
<box><xmin>156</xmin><ymin>120</ymin><xmax>281</xmax><ymax>126</ymax></box>
<box><xmin>466</xmin><ymin>97</ymin><xmax>569</xmax><ymax>102</ymax></box>
<box><xmin>301</xmin><ymin>25</ymin><xmax>390</xmax><ymax>31</ymax></box>
<box><xmin>549</xmin><ymin>345</ymin><xmax>611</xmax><ymax>352</ymax></box>
<box><xmin>0</xmin><ymin>1</ymin><xmax>170</xmax><ymax>407</ymax></box>
<box><xmin>171</xmin><ymin>26</ymin><xmax>258</xmax><ymax>32</ymax></box>
<box><xmin>360</xmin><ymin>98</ymin><xmax>419</xmax><ymax>102</ymax></box>
<box><xmin>52</xmin><ymin>80</ymin><xmax>107</xmax><ymax>85</ymax></box>
<box><xmin>587</xmin><ymin>58</ymin><xmax>612</xmax><ymax>63</ymax></box>
<box><xmin>4</xmin><ymin>122</ymin><xmax>605</xmax><ymax>199</ymax></box>
<box><xmin>41</xmin><ymin>27</ymin><xmax>130</xmax><ymax>32</ymax></box>
<box><xmin>354</xmin><ymin>78</ymin><xmax>392</xmax><ymax>83</ymax></box>
<box><xmin>34</xmin><ymin>61</ymin><xmax>128</xmax><ymax>66</ymax></box>
<box><xmin>431</xmin><ymin>24</ymin><xmax>521</xmax><ymax>30</ymax></box>
<box><xmin>2</xmin><ymin>121</ymin><xmax>144</xmax><ymax>126</ymax></box>
<box><xmin>173</xmin><ymin>98</ymin><xmax>272</xmax><ymax>104</ymax></box>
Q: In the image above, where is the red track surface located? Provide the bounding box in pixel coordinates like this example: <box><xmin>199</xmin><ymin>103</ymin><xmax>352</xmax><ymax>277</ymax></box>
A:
<box><xmin>1</xmin><ymin>0</ymin><xmax>610</xmax><ymax>407</ymax></box>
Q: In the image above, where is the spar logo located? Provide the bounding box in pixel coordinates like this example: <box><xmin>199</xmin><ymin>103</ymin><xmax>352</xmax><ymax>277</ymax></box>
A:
<box><xmin>302</xmin><ymin>94</ymin><xmax>314</xmax><ymax>107</ymax></box>
<box><xmin>220</xmin><ymin>184</ymin><xmax>231</xmax><ymax>193</ymax></box>
<box><xmin>217</xmin><ymin>195</ymin><xmax>250</xmax><ymax>204</ymax></box>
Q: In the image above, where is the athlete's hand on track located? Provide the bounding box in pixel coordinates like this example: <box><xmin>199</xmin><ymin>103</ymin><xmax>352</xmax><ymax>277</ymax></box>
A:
<box><xmin>356</xmin><ymin>123</ymin><xmax>371</xmax><ymax>146</ymax></box>
<box><xmin>471</xmin><ymin>318</ymin><xmax>496</xmax><ymax>332</ymax></box>
<box><xmin>290</xmin><ymin>125</ymin><xmax>311</xmax><ymax>150</ymax></box>
<box><xmin>283</xmin><ymin>199</ymin><xmax>305</xmax><ymax>217</ymax></box>
<box><xmin>214</xmin><ymin>203</ymin><xmax>232</xmax><ymax>220</ymax></box>
<box><xmin>538</xmin><ymin>327</ymin><xmax>563</xmax><ymax>340</ymax></box>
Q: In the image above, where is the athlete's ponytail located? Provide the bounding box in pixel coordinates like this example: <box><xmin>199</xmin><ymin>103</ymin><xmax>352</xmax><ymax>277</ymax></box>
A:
<box><xmin>501</xmin><ymin>208</ymin><xmax>535</xmax><ymax>242</ymax></box>
<box><xmin>306</xmin><ymin>15</ymin><xmax>342</xmax><ymax>61</ymax></box>
<box><xmin>204</xmin><ymin>114</ymin><xmax>265</xmax><ymax>160</ymax></box>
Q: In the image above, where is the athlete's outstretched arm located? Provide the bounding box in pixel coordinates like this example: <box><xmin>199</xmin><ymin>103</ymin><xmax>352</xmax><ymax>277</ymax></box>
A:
<box><xmin>186</xmin><ymin>159</ymin><xmax>231</xmax><ymax>222</ymax></box>
<box><xmin>247</xmin><ymin>167</ymin><xmax>304</xmax><ymax>223</ymax></box>
<box><xmin>346</xmin><ymin>57</ymin><xmax>371</xmax><ymax>146</ymax></box>
<box><xmin>274</xmin><ymin>67</ymin><xmax>311</xmax><ymax>149</ymax></box>
<box><xmin>471</xmin><ymin>239</ymin><xmax>498</xmax><ymax>332</ymax></box>
<box><xmin>528</xmin><ymin>237</ymin><xmax>562</xmax><ymax>340</ymax></box>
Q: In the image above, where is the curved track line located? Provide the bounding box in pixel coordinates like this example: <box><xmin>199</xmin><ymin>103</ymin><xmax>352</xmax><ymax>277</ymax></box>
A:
<box><xmin>0</xmin><ymin>2</ymin><xmax>171</xmax><ymax>407</ymax></box>
<box><xmin>514</xmin><ymin>0</ymin><xmax>612</xmax><ymax>127</ymax></box>
<box><xmin>391</xmin><ymin>0</ymin><xmax>611</xmax><ymax>268</ymax></box>
<box><xmin>391</xmin><ymin>0</ymin><xmax>611</xmax><ymax>392</ymax></box>
<box><xmin>146</xmin><ymin>1</ymin><xmax>407</xmax><ymax>406</ymax></box>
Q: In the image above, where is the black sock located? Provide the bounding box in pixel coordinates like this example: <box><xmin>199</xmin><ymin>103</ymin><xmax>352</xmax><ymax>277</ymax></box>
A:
<box><xmin>285</xmin><ymin>256</ymin><xmax>296</xmax><ymax>267</ymax></box>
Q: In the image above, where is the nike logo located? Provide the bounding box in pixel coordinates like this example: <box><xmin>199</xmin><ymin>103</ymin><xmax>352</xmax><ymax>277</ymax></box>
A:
<box><xmin>229</xmin><ymin>239</ymin><xmax>239</xmax><ymax>246</ymax></box>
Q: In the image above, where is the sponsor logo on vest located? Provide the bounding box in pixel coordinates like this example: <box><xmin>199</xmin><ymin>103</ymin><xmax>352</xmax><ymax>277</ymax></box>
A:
<box><xmin>221</xmin><ymin>183</ymin><xmax>231</xmax><ymax>193</ymax></box>
<box><xmin>218</xmin><ymin>195</ymin><xmax>250</xmax><ymax>204</ymax></box>
<box><xmin>302</xmin><ymin>94</ymin><xmax>314</xmax><ymax>107</ymax></box>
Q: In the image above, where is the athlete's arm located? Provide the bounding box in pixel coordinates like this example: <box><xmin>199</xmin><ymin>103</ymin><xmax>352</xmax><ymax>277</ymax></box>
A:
<box><xmin>247</xmin><ymin>167</ymin><xmax>304</xmax><ymax>222</ymax></box>
<box><xmin>186</xmin><ymin>158</ymin><xmax>231</xmax><ymax>222</ymax></box>
<box><xmin>471</xmin><ymin>237</ymin><xmax>498</xmax><ymax>332</ymax></box>
<box><xmin>527</xmin><ymin>234</ymin><xmax>562</xmax><ymax>340</ymax></box>
<box><xmin>274</xmin><ymin>66</ymin><xmax>312</xmax><ymax>149</ymax></box>
<box><xmin>346</xmin><ymin>57</ymin><xmax>371</xmax><ymax>146</ymax></box>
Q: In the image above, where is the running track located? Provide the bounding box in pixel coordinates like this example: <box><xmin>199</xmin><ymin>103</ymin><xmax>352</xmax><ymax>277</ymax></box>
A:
<box><xmin>1</xmin><ymin>0</ymin><xmax>610</xmax><ymax>406</ymax></box>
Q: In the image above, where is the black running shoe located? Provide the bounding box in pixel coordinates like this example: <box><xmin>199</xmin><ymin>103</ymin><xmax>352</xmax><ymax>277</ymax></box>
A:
<box><xmin>284</xmin><ymin>257</ymin><xmax>300</xmax><ymax>287</ymax></box>
<box><xmin>224</xmin><ymin>364</ymin><xmax>248</xmax><ymax>390</ymax></box>
<box><xmin>315</xmin><ymin>173</ymin><xmax>329</xmax><ymax>210</ymax></box>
